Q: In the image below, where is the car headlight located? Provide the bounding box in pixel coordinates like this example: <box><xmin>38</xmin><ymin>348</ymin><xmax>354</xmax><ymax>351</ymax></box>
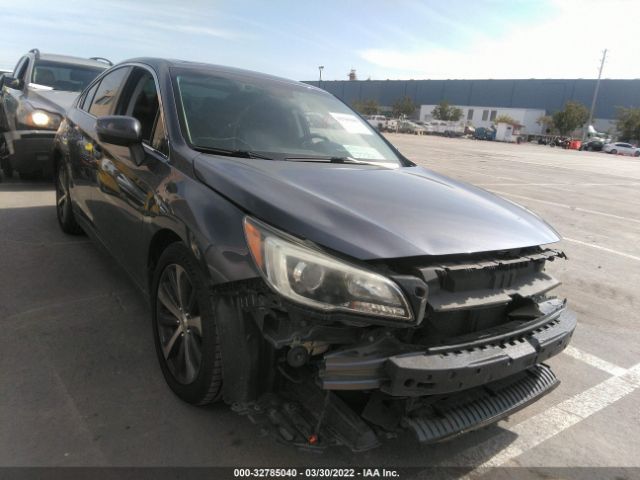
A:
<box><xmin>17</xmin><ymin>105</ymin><xmax>62</xmax><ymax>130</ymax></box>
<box><xmin>244</xmin><ymin>217</ymin><xmax>413</xmax><ymax>321</ymax></box>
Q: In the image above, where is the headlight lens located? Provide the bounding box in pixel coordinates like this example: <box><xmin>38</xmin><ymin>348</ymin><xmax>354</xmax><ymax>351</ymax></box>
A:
<box><xmin>17</xmin><ymin>105</ymin><xmax>62</xmax><ymax>130</ymax></box>
<box><xmin>31</xmin><ymin>111</ymin><xmax>50</xmax><ymax>126</ymax></box>
<box><xmin>244</xmin><ymin>217</ymin><xmax>413</xmax><ymax>321</ymax></box>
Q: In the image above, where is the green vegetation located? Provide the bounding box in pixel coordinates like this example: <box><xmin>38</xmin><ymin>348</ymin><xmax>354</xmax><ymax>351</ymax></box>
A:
<box><xmin>494</xmin><ymin>114</ymin><xmax>517</xmax><ymax>126</ymax></box>
<box><xmin>615</xmin><ymin>107</ymin><xmax>640</xmax><ymax>142</ymax></box>
<box><xmin>392</xmin><ymin>96</ymin><xmax>417</xmax><ymax>117</ymax></box>
<box><xmin>431</xmin><ymin>100</ymin><xmax>463</xmax><ymax>121</ymax></box>
<box><xmin>352</xmin><ymin>99</ymin><xmax>380</xmax><ymax>116</ymax></box>
<box><xmin>551</xmin><ymin>101</ymin><xmax>589</xmax><ymax>136</ymax></box>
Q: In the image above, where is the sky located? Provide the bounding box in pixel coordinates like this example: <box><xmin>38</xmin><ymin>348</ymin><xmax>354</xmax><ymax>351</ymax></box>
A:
<box><xmin>0</xmin><ymin>0</ymin><xmax>637</xmax><ymax>81</ymax></box>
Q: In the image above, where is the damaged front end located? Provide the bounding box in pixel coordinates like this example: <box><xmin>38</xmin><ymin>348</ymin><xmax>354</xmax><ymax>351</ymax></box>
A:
<box><xmin>220</xmin><ymin>219</ymin><xmax>576</xmax><ymax>452</ymax></box>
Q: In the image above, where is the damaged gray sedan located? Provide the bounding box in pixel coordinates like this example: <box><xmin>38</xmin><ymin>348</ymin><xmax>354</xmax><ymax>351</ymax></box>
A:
<box><xmin>52</xmin><ymin>58</ymin><xmax>576</xmax><ymax>451</ymax></box>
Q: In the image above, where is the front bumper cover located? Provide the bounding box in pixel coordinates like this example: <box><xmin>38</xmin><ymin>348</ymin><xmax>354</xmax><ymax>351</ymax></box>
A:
<box><xmin>320</xmin><ymin>305</ymin><xmax>576</xmax><ymax>397</ymax></box>
<box><xmin>4</xmin><ymin>130</ymin><xmax>56</xmax><ymax>174</ymax></box>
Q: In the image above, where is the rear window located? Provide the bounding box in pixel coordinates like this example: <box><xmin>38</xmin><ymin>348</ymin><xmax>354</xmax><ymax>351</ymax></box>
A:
<box><xmin>31</xmin><ymin>60</ymin><xmax>104</xmax><ymax>92</ymax></box>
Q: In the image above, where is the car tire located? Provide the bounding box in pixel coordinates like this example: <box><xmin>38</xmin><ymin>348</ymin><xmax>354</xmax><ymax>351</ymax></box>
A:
<box><xmin>151</xmin><ymin>242</ymin><xmax>223</xmax><ymax>406</ymax></box>
<box><xmin>634</xmin><ymin>151</ymin><xmax>640</xmax><ymax>157</ymax></box>
<box><xmin>1</xmin><ymin>157</ymin><xmax>13</xmax><ymax>178</ymax></box>
<box><xmin>55</xmin><ymin>162</ymin><xmax>83</xmax><ymax>235</ymax></box>
<box><xmin>610</xmin><ymin>149</ymin><xmax>617</xmax><ymax>155</ymax></box>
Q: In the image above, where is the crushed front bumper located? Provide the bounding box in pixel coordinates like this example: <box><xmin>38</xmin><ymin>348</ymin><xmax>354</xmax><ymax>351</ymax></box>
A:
<box><xmin>320</xmin><ymin>304</ymin><xmax>576</xmax><ymax>397</ymax></box>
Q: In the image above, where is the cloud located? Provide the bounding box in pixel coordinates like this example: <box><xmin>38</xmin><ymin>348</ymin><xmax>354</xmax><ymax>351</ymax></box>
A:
<box><xmin>359</xmin><ymin>0</ymin><xmax>638</xmax><ymax>79</ymax></box>
<box><xmin>139</xmin><ymin>20</ymin><xmax>241</xmax><ymax>40</ymax></box>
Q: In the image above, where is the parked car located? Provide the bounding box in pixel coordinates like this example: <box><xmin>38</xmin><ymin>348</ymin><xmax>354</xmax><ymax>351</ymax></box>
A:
<box><xmin>365</xmin><ymin>114</ymin><xmax>388</xmax><ymax>131</ymax></box>
<box><xmin>579</xmin><ymin>139</ymin><xmax>604</xmax><ymax>151</ymax></box>
<box><xmin>474</xmin><ymin>126</ymin><xmax>496</xmax><ymax>140</ymax></box>
<box><xmin>0</xmin><ymin>49</ymin><xmax>109</xmax><ymax>179</ymax></box>
<box><xmin>603</xmin><ymin>142</ymin><xmax>639</xmax><ymax>156</ymax></box>
<box><xmin>397</xmin><ymin>119</ymin><xmax>426</xmax><ymax>135</ymax></box>
<box><xmin>53</xmin><ymin>58</ymin><xmax>576</xmax><ymax>451</ymax></box>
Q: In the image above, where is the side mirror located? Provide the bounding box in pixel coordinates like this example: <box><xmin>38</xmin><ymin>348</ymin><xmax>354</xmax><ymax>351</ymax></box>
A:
<box><xmin>96</xmin><ymin>116</ymin><xmax>145</xmax><ymax>166</ymax></box>
<box><xmin>96</xmin><ymin>115</ymin><xmax>142</xmax><ymax>146</ymax></box>
<box><xmin>4</xmin><ymin>76</ymin><xmax>23</xmax><ymax>90</ymax></box>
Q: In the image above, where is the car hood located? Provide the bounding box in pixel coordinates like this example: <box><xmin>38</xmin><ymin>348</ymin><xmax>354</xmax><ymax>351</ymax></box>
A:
<box><xmin>194</xmin><ymin>155</ymin><xmax>560</xmax><ymax>260</ymax></box>
<box><xmin>26</xmin><ymin>88</ymin><xmax>79</xmax><ymax>114</ymax></box>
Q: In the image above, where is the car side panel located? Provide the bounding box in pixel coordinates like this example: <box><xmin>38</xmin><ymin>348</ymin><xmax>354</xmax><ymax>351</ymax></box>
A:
<box><xmin>65</xmin><ymin>107</ymin><xmax>102</xmax><ymax>225</ymax></box>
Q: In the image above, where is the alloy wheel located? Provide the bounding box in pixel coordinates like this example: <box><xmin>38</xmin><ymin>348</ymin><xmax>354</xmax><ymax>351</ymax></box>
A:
<box><xmin>155</xmin><ymin>263</ymin><xmax>203</xmax><ymax>384</ymax></box>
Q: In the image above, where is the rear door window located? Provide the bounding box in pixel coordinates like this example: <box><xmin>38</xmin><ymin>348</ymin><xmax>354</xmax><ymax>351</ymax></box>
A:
<box><xmin>80</xmin><ymin>82</ymin><xmax>100</xmax><ymax>111</ymax></box>
<box><xmin>89</xmin><ymin>67</ymin><xmax>130</xmax><ymax>117</ymax></box>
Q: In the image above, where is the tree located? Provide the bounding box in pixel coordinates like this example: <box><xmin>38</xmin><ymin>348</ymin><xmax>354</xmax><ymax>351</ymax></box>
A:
<box><xmin>551</xmin><ymin>101</ymin><xmax>589</xmax><ymax>136</ymax></box>
<box><xmin>494</xmin><ymin>114</ymin><xmax>518</xmax><ymax>126</ymax></box>
<box><xmin>537</xmin><ymin>115</ymin><xmax>555</xmax><ymax>134</ymax></box>
<box><xmin>392</xmin><ymin>96</ymin><xmax>417</xmax><ymax>117</ymax></box>
<box><xmin>431</xmin><ymin>100</ymin><xmax>463</xmax><ymax>121</ymax></box>
<box><xmin>615</xmin><ymin>107</ymin><xmax>640</xmax><ymax>142</ymax></box>
<box><xmin>352</xmin><ymin>99</ymin><xmax>380</xmax><ymax>116</ymax></box>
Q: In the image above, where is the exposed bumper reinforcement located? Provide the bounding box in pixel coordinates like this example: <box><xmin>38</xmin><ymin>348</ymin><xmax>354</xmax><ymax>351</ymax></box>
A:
<box><xmin>403</xmin><ymin>363</ymin><xmax>559</xmax><ymax>443</ymax></box>
<box><xmin>320</xmin><ymin>307</ymin><xmax>576</xmax><ymax>396</ymax></box>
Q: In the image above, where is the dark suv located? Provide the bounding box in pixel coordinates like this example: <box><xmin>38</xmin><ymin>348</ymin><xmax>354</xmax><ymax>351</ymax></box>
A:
<box><xmin>0</xmin><ymin>49</ymin><xmax>109</xmax><ymax>179</ymax></box>
<box><xmin>52</xmin><ymin>58</ymin><xmax>576</xmax><ymax>451</ymax></box>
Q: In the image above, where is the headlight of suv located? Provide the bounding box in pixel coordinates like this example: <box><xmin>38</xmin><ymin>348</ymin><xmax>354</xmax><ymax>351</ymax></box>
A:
<box><xmin>17</xmin><ymin>105</ymin><xmax>62</xmax><ymax>130</ymax></box>
<box><xmin>244</xmin><ymin>217</ymin><xmax>413</xmax><ymax>321</ymax></box>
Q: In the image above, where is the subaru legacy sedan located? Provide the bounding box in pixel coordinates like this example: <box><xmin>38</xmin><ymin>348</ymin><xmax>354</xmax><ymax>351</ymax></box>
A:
<box><xmin>52</xmin><ymin>58</ymin><xmax>576</xmax><ymax>451</ymax></box>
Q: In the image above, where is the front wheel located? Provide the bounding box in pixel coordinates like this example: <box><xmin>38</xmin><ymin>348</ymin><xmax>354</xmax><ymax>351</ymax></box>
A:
<box><xmin>55</xmin><ymin>162</ymin><xmax>83</xmax><ymax>234</ymax></box>
<box><xmin>634</xmin><ymin>151</ymin><xmax>640</xmax><ymax>157</ymax></box>
<box><xmin>151</xmin><ymin>243</ymin><xmax>223</xmax><ymax>405</ymax></box>
<box><xmin>610</xmin><ymin>149</ymin><xmax>617</xmax><ymax>155</ymax></box>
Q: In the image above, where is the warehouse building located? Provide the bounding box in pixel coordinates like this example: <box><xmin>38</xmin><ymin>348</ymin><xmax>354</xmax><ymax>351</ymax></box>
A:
<box><xmin>305</xmin><ymin>78</ymin><xmax>640</xmax><ymax>133</ymax></box>
<box><xmin>419</xmin><ymin>105</ymin><xmax>546</xmax><ymax>134</ymax></box>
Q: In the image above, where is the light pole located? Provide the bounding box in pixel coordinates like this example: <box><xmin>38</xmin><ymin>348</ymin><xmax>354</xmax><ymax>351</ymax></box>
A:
<box><xmin>584</xmin><ymin>49</ymin><xmax>607</xmax><ymax>140</ymax></box>
<box><xmin>318</xmin><ymin>66</ymin><xmax>324</xmax><ymax>85</ymax></box>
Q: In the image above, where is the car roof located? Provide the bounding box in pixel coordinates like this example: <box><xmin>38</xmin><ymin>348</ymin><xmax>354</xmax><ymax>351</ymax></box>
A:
<box><xmin>32</xmin><ymin>52</ymin><xmax>110</xmax><ymax>69</ymax></box>
<box><xmin>121</xmin><ymin>57</ymin><xmax>326</xmax><ymax>92</ymax></box>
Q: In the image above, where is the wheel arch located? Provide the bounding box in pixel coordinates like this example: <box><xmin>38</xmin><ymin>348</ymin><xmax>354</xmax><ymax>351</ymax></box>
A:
<box><xmin>147</xmin><ymin>228</ymin><xmax>184</xmax><ymax>292</ymax></box>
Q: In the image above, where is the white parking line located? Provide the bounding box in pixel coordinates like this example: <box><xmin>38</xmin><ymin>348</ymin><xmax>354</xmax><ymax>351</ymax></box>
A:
<box><xmin>563</xmin><ymin>237</ymin><xmax>640</xmax><ymax>263</ymax></box>
<box><xmin>563</xmin><ymin>345</ymin><xmax>628</xmax><ymax>377</ymax></box>
<box><xmin>454</xmin><ymin>361</ymin><xmax>640</xmax><ymax>475</ymax></box>
<box><xmin>487</xmin><ymin>190</ymin><xmax>640</xmax><ymax>225</ymax></box>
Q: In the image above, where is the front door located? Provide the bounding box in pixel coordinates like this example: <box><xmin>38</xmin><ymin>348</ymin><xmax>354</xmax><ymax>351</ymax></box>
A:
<box><xmin>91</xmin><ymin>66</ymin><xmax>171</xmax><ymax>287</ymax></box>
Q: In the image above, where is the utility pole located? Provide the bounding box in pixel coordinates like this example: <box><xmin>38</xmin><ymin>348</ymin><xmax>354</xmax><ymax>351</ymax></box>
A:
<box><xmin>585</xmin><ymin>49</ymin><xmax>607</xmax><ymax>140</ymax></box>
<box><xmin>318</xmin><ymin>66</ymin><xmax>324</xmax><ymax>85</ymax></box>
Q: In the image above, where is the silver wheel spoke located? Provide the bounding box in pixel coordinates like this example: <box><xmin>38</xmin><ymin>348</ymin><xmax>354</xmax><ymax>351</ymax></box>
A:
<box><xmin>158</xmin><ymin>282</ymin><xmax>182</xmax><ymax>319</ymax></box>
<box><xmin>183</xmin><ymin>334</ymin><xmax>200</xmax><ymax>382</ymax></box>
<box><xmin>186</xmin><ymin>315</ymin><xmax>202</xmax><ymax>337</ymax></box>
<box><xmin>156</xmin><ymin>262</ymin><xmax>204</xmax><ymax>385</ymax></box>
<box><xmin>175</xmin><ymin>265</ymin><xmax>186</xmax><ymax>309</ymax></box>
<box><xmin>186</xmin><ymin>285</ymin><xmax>197</xmax><ymax>313</ymax></box>
<box><xmin>57</xmin><ymin>193</ymin><xmax>67</xmax><ymax>206</ymax></box>
<box><xmin>162</xmin><ymin>327</ymin><xmax>182</xmax><ymax>360</ymax></box>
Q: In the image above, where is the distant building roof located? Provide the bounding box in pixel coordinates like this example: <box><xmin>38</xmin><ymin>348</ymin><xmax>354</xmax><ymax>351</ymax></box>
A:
<box><xmin>305</xmin><ymin>78</ymin><xmax>640</xmax><ymax>119</ymax></box>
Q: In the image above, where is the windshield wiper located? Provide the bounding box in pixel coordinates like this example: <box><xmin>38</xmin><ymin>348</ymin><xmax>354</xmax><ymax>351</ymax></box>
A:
<box><xmin>283</xmin><ymin>155</ymin><xmax>377</xmax><ymax>165</ymax></box>
<box><xmin>194</xmin><ymin>146</ymin><xmax>274</xmax><ymax>160</ymax></box>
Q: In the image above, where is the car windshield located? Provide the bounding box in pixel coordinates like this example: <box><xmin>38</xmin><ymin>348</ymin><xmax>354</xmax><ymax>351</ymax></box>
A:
<box><xmin>172</xmin><ymin>69</ymin><xmax>402</xmax><ymax>165</ymax></box>
<box><xmin>31</xmin><ymin>61</ymin><xmax>104</xmax><ymax>92</ymax></box>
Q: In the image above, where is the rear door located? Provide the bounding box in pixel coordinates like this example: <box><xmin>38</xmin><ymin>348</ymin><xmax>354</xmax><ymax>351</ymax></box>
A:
<box><xmin>65</xmin><ymin>66</ymin><xmax>130</xmax><ymax>226</ymax></box>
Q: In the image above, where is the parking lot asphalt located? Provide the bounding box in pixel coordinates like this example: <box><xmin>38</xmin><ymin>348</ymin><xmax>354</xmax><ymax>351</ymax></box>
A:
<box><xmin>1</xmin><ymin>135</ymin><xmax>639</xmax><ymax>473</ymax></box>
